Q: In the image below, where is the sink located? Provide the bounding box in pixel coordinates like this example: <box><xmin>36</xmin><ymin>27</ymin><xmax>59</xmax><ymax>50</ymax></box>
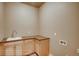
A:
<box><xmin>6</xmin><ymin>37</ymin><xmax>22</xmax><ymax>41</ymax></box>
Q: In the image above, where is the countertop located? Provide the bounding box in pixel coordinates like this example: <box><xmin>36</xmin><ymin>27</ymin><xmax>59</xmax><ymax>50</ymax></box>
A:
<box><xmin>0</xmin><ymin>35</ymin><xmax>49</xmax><ymax>43</ymax></box>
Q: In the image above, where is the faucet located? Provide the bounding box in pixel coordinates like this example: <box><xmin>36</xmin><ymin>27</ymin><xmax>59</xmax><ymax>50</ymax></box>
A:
<box><xmin>11</xmin><ymin>30</ymin><xmax>17</xmax><ymax>37</ymax></box>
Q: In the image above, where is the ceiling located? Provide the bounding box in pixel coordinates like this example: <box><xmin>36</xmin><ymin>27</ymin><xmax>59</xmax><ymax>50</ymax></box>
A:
<box><xmin>22</xmin><ymin>2</ymin><xmax>45</xmax><ymax>8</ymax></box>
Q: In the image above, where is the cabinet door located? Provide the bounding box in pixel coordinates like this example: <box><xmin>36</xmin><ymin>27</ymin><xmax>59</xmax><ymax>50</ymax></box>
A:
<box><xmin>22</xmin><ymin>39</ymin><xmax>34</xmax><ymax>55</ymax></box>
<box><xmin>0</xmin><ymin>43</ymin><xmax>5</xmax><ymax>56</ymax></box>
<box><xmin>5</xmin><ymin>41</ymin><xmax>23</xmax><ymax>56</ymax></box>
<box><xmin>35</xmin><ymin>40</ymin><xmax>40</xmax><ymax>55</ymax></box>
<box><xmin>5</xmin><ymin>42</ymin><xmax>16</xmax><ymax>56</ymax></box>
<box><xmin>16</xmin><ymin>41</ymin><xmax>23</xmax><ymax>56</ymax></box>
<box><xmin>39</xmin><ymin>39</ymin><xmax>49</xmax><ymax>56</ymax></box>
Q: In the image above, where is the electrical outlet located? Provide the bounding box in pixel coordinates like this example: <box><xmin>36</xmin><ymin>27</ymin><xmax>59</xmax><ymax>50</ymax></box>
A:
<box><xmin>59</xmin><ymin>40</ymin><xmax>67</xmax><ymax>46</ymax></box>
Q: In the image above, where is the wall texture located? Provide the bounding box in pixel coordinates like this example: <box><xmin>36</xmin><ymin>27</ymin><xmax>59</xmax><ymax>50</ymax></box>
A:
<box><xmin>39</xmin><ymin>2</ymin><xmax>79</xmax><ymax>56</ymax></box>
<box><xmin>0</xmin><ymin>3</ymin><xmax>4</xmax><ymax>40</ymax></box>
<box><xmin>4</xmin><ymin>3</ymin><xmax>39</xmax><ymax>37</ymax></box>
<box><xmin>0</xmin><ymin>2</ymin><xmax>79</xmax><ymax>56</ymax></box>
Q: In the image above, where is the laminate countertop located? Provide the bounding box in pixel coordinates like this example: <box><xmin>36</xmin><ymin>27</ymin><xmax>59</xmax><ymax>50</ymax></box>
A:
<box><xmin>0</xmin><ymin>35</ymin><xmax>49</xmax><ymax>43</ymax></box>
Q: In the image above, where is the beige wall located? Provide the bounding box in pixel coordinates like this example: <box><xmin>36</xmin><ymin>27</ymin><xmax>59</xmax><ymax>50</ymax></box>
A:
<box><xmin>0</xmin><ymin>2</ymin><xmax>79</xmax><ymax>56</ymax></box>
<box><xmin>0</xmin><ymin>3</ymin><xmax>4</xmax><ymax>40</ymax></box>
<box><xmin>4</xmin><ymin>3</ymin><xmax>39</xmax><ymax>37</ymax></box>
<box><xmin>39</xmin><ymin>2</ymin><xmax>79</xmax><ymax>55</ymax></box>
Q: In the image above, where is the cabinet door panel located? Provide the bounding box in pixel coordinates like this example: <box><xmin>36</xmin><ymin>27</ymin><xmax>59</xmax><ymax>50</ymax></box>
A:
<box><xmin>0</xmin><ymin>44</ymin><xmax>5</xmax><ymax>56</ymax></box>
<box><xmin>35</xmin><ymin>40</ymin><xmax>40</xmax><ymax>55</ymax></box>
<box><xmin>5</xmin><ymin>42</ymin><xmax>16</xmax><ymax>56</ymax></box>
<box><xmin>22</xmin><ymin>39</ymin><xmax>34</xmax><ymax>55</ymax></box>
<box><xmin>16</xmin><ymin>41</ymin><xmax>23</xmax><ymax>56</ymax></box>
<box><xmin>40</xmin><ymin>40</ymin><xmax>49</xmax><ymax>56</ymax></box>
<box><xmin>5</xmin><ymin>45</ymin><xmax>15</xmax><ymax>56</ymax></box>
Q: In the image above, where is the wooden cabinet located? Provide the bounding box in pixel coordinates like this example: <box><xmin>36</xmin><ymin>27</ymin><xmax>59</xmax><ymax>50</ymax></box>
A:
<box><xmin>0</xmin><ymin>35</ymin><xmax>49</xmax><ymax>56</ymax></box>
<box><xmin>0</xmin><ymin>43</ymin><xmax>5</xmax><ymax>56</ymax></box>
<box><xmin>22</xmin><ymin>39</ymin><xmax>35</xmax><ymax>55</ymax></box>
<box><xmin>35</xmin><ymin>35</ymin><xmax>49</xmax><ymax>56</ymax></box>
<box><xmin>4</xmin><ymin>42</ymin><xmax>16</xmax><ymax>56</ymax></box>
<box><xmin>35</xmin><ymin>39</ymin><xmax>49</xmax><ymax>56</ymax></box>
<box><xmin>5</xmin><ymin>41</ymin><xmax>23</xmax><ymax>56</ymax></box>
<box><xmin>15</xmin><ymin>41</ymin><xmax>23</xmax><ymax>56</ymax></box>
<box><xmin>22</xmin><ymin>35</ymin><xmax>50</xmax><ymax>56</ymax></box>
